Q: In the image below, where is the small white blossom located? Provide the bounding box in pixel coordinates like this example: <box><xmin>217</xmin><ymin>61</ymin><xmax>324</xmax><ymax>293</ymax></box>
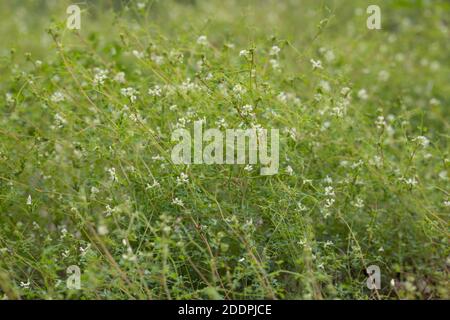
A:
<box><xmin>120</xmin><ymin>87</ymin><xmax>138</xmax><ymax>103</ymax></box>
<box><xmin>93</xmin><ymin>68</ymin><xmax>109</xmax><ymax>86</ymax></box>
<box><xmin>357</xmin><ymin>89</ymin><xmax>368</xmax><ymax>100</ymax></box>
<box><xmin>146</xmin><ymin>180</ymin><xmax>160</xmax><ymax>190</ymax></box>
<box><xmin>113</xmin><ymin>72</ymin><xmax>126</xmax><ymax>83</ymax></box>
<box><xmin>324</xmin><ymin>186</ymin><xmax>335</xmax><ymax>197</ymax></box>
<box><xmin>378</xmin><ymin>70</ymin><xmax>390</xmax><ymax>82</ymax></box>
<box><xmin>176</xmin><ymin>172</ymin><xmax>189</xmax><ymax>185</ymax></box>
<box><xmin>269</xmin><ymin>59</ymin><xmax>280</xmax><ymax>71</ymax></box>
<box><xmin>400</xmin><ymin>176</ymin><xmax>418</xmax><ymax>187</ymax></box>
<box><xmin>324</xmin><ymin>198</ymin><xmax>335</xmax><ymax>208</ymax></box>
<box><xmin>239</xmin><ymin>49</ymin><xmax>251</xmax><ymax>59</ymax></box>
<box><xmin>297</xmin><ymin>202</ymin><xmax>308</xmax><ymax>212</ymax></box>
<box><xmin>413</xmin><ymin>136</ymin><xmax>430</xmax><ymax>148</ymax></box>
<box><xmin>122</xmin><ymin>247</ymin><xmax>137</xmax><ymax>262</ymax></box>
<box><xmin>232</xmin><ymin>84</ymin><xmax>246</xmax><ymax>97</ymax></box>
<box><xmin>352</xmin><ymin>197</ymin><xmax>365</xmax><ymax>208</ymax></box>
<box><xmin>375</xmin><ymin>116</ymin><xmax>386</xmax><ymax>129</ymax></box>
<box><xmin>323</xmin><ymin>175</ymin><xmax>333</xmax><ymax>184</ymax></box>
<box><xmin>196</xmin><ymin>35</ymin><xmax>208</xmax><ymax>46</ymax></box>
<box><xmin>172</xmin><ymin>197</ymin><xmax>184</xmax><ymax>207</ymax></box>
<box><xmin>50</xmin><ymin>91</ymin><xmax>65</xmax><ymax>103</ymax></box>
<box><xmin>340</xmin><ymin>87</ymin><xmax>351</xmax><ymax>96</ymax></box>
<box><xmin>286</xmin><ymin>165</ymin><xmax>294</xmax><ymax>176</ymax></box>
<box><xmin>132</xmin><ymin>50</ymin><xmax>144</xmax><ymax>59</ymax></box>
<box><xmin>5</xmin><ymin>93</ymin><xmax>14</xmax><ymax>105</ymax></box>
<box><xmin>107</xmin><ymin>167</ymin><xmax>118</xmax><ymax>182</ymax></box>
<box><xmin>310</xmin><ymin>59</ymin><xmax>323</xmax><ymax>70</ymax></box>
<box><xmin>151</xmin><ymin>53</ymin><xmax>164</xmax><ymax>65</ymax></box>
<box><xmin>269</xmin><ymin>45</ymin><xmax>281</xmax><ymax>56</ymax></box>
<box><xmin>148</xmin><ymin>85</ymin><xmax>162</xmax><ymax>97</ymax></box>
<box><xmin>97</xmin><ymin>224</ymin><xmax>109</xmax><ymax>235</ymax></box>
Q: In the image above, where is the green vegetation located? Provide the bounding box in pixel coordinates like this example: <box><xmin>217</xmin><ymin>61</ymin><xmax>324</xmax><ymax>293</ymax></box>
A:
<box><xmin>0</xmin><ymin>0</ymin><xmax>448</xmax><ymax>299</ymax></box>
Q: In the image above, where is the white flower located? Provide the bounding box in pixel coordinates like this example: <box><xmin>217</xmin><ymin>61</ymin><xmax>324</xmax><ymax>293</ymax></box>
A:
<box><xmin>196</xmin><ymin>35</ymin><xmax>208</xmax><ymax>46</ymax></box>
<box><xmin>148</xmin><ymin>85</ymin><xmax>162</xmax><ymax>97</ymax></box>
<box><xmin>400</xmin><ymin>176</ymin><xmax>418</xmax><ymax>187</ymax></box>
<box><xmin>378</xmin><ymin>70</ymin><xmax>390</xmax><ymax>82</ymax></box>
<box><xmin>107</xmin><ymin>167</ymin><xmax>117</xmax><ymax>182</ymax></box>
<box><xmin>413</xmin><ymin>136</ymin><xmax>430</xmax><ymax>148</ymax></box>
<box><xmin>19</xmin><ymin>281</ymin><xmax>30</xmax><ymax>289</ymax></box>
<box><xmin>105</xmin><ymin>205</ymin><xmax>114</xmax><ymax>217</ymax></box>
<box><xmin>324</xmin><ymin>50</ymin><xmax>335</xmax><ymax>62</ymax></box>
<box><xmin>369</xmin><ymin>155</ymin><xmax>383</xmax><ymax>168</ymax></box>
<box><xmin>324</xmin><ymin>198</ymin><xmax>335</xmax><ymax>208</ymax></box>
<box><xmin>62</xmin><ymin>249</ymin><xmax>70</xmax><ymax>258</ymax></box>
<box><xmin>79</xmin><ymin>244</ymin><xmax>91</xmax><ymax>257</ymax></box>
<box><xmin>277</xmin><ymin>92</ymin><xmax>288</xmax><ymax>103</ymax></box>
<box><xmin>269</xmin><ymin>45</ymin><xmax>281</xmax><ymax>56</ymax></box>
<box><xmin>120</xmin><ymin>87</ymin><xmax>138</xmax><ymax>103</ymax></box>
<box><xmin>357</xmin><ymin>89</ymin><xmax>368</xmax><ymax>100</ymax></box>
<box><xmin>50</xmin><ymin>91</ymin><xmax>65</xmax><ymax>103</ymax></box>
<box><xmin>54</xmin><ymin>113</ymin><xmax>67</xmax><ymax>127</ymax></box>
<box><xmin>90</xmin><ymin>186</ymin><xmax>100</xmax><ymax>195</ymax></box>
<box><xmin>323</xmin><ymin>175</ymin><xmax>333</xmax><ymax>184</ymax></box>
<box><xmin>351</xmin><ymin>160</ymin><xmax>364</xmax><ymax>169</ymax></box>
<box><xmin>285</xmin><ymin>127</ymin><xmax>298</xmax><ymax>141</ymax></box>
<box><xmin>176</xmin><ymin>172</ymin><xmax>189</xmax><ymax>185</ymax></box>
<box><xmin>319</xmin><ymin>80</ymin><xmax>331</xmax><ymax>92</ymax></box>
<box><xmin>286</xmin><ymin>165</ymin><xmax>294</xmax><ymax>176</ymax></box>
<box><xmin>239</xmin><ymin>49</ymin><xmax>250</xmax><ymax>58</ymax></box>
<box><xmin>26</xmin><ymin>195</ymin><xmax>32</xmax><ymax>206</ymax></box>
<box><xmin>244</xmin><ymin>164</ymin><xmax>253</xmax><ymax>172</ymax></box>
<box><xmin>439</xmin><ymin>171</ymin><xmax>448</xmax><ymax>180</ymax></box>
<box><xmin>232</xmin><ymin>84</ymin><xmax>246</xmax><ymax>97</ymax></box>
<box><xmin>297</xmin><ymin>202</ymin><xmax>308</xmax><ymax>212</ymax></box>
<box><xmin>97</xmin><ymin>224</ymin><xmax>109</xmax><ymax>235</ymax></box>
<box><xmin>310</xmin><ymin>59</ymin><xmax>323</xmax><ymax>70</ymax></box>
<box><xmin>241</xmin><ymin>104</ymin><xmax>255</xmax><ymax>118</ymax></box>
<box><xmin>132</xmin><ymin>50</ymin><xmax>144</xmax><ymax>59</ymax></box>
<box><xmin>215</xmin><ymin>118</ymin><xmax>228</xmax><ymax>129</ymax></box>
<box><xmin>93</xmin><ymin>68</ymin><xmax>109</xmax><ymax>86</ymax></box>
<box><xmin>324</xmin><ymin>240</ymin><xmax>333</xmax><ymax>248</ymax></box>
<box><xmin>340</xmin><ymin>87</ymin><xmax>351</xmax><ymax>96</ymax></box>
<box><xmin>352</xmin><ymin>197</ymin><xmax>365</xmax><ymax>208</ymax></box>
<box><xmin>151</xmin><ymin>53</ymin><xmax>164</xmax><ymax>65</ymax></box>
<box><xmin>113</xmin><ymin>72</ymin><xmax>126</xmax><ymax>83</ymax></box>
<box><xmin>429</xmin><ymin>98</ymin><xmax>440</xmax><ymax>106</ymax></box>
<box><xmin>122</xmin><ymin>247</ymin><xmax>137</xmax><ymax>262</ymax></box>
<box><xmin>375</xmin><ymin>116</ymin><xmax>386</xmax><ymax>129</ymax></box>
<box><xmin>6</xmin><ymin>92</ymin><xmax>15</xmax><ymax>105</ymax></box>
<box><xmin>324</xmin><ymin>186</ymin><xmax>335</xmax><ymax>197</ymax></box>
<box><xmin>146</xmin><ymin>180</ymin><xmax>160</xmax><ymax>190</ymax></box>
<box><xmin>443</xmin><ymin>200</ymin><xmax>450</xmax><ymax>207</ymax></box>
<box><xmin>269</xmin><ymin>59</ymin><xmax>280</xmax><ymax>71</ymax></box>
<box><xmin>172</xmin><ymin>197</ymin><xmax>184</xmax><ymax>207</ymax></box>
<box><xmin>169</xmin><ymin>50</ymin><xmax>184</xmax><ymax>64</ymax></box>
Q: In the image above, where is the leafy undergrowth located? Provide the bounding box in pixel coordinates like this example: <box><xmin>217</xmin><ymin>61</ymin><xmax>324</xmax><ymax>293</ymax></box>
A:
<box><xmin>0</xmin><ymin>0</ymin><xmax>449</xmax><ymax>299</ymax></box>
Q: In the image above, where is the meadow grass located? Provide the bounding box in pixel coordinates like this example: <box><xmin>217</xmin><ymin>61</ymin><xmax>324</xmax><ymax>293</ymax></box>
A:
<box><xmin>0</xmin><ymin>0</ymin><xmax>448</xmax><ymax>299</ymax></box>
